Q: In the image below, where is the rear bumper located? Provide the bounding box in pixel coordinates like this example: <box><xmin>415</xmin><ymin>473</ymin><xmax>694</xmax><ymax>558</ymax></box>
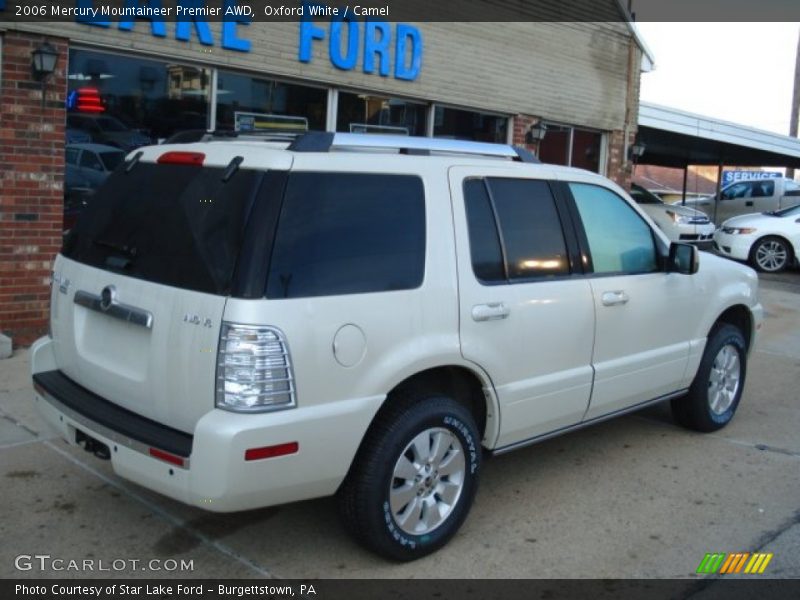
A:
<box><xmin>31</xmin><ymin>337</ymin><xmax>383</xmax><ymax>512</ymax></box>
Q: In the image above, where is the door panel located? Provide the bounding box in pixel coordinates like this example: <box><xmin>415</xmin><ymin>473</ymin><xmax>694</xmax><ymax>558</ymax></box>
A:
<box><xmin>449</xmin><ymin>167</ymin><xmax>595</xmax><ymax>448</ymax></box>
<box><xmin>566</xmin><ymin>182</ymin><xmax>697</xmax><ymax>420</ymax></box>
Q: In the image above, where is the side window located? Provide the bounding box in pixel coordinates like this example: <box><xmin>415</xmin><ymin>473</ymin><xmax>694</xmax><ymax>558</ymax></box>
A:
<box><xmin>266</xmin><ymin>173</ymin><xmax>425</xmax><ymax>299</ymax></box>
<box><xmin>569</xmin><ymin>183</ymin><xmax>657</xmax><ymax>275</ymax></box>
<box><xmin>79</xmin><ymin>151</ymin><xmax>103</xmax><ymax>171</ymax></box>
<box><xmin>751</xmin><ymin>180</ymin><xmax>774</xmax><ymax>198</ymax></box>
<box><xmin>463</xmin><ymin>177</ymin><xmax>569</xmax><ymax>283</ymax></box>
<box><xmin>785</xmin><ymin>180</ymin><xmax>800</xmax><ymax>196</ymax></box>
<box><xmin>65</xmin><ymin>148</ymin><xmax>79</xmax><ymax>165</ymax></box>
<box><xmin>722</xmin><ymin>182</ymin><xmax>751</xmax><ymax>200</ymax></box>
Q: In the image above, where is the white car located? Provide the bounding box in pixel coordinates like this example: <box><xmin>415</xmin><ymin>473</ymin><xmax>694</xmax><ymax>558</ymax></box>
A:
<box><xmin>714</xmin><ymin>204</ymin><xmax>800</xmax><ymax>272</ymax></box>
<box><xmin>32</xmin><ymin>133</ymin><xmax>763</xmax><ymax>561</ymax></box>
<box><xmin>629</xmin><ymin>183</ymin><xmax>715</xmax><ymax>245</ymax></box>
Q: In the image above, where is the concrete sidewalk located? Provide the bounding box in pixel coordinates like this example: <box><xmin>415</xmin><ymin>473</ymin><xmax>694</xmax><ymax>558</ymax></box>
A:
<box><xmin>1</xmin><ymin>275</ymin><xmax>799</xmax><ymax>580</ymax></box>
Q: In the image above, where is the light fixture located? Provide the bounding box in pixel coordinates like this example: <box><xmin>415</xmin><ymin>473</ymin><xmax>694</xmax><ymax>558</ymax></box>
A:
<box><xmin>629</xmin><ymin>140</ymin><xmax>646</xmax><ymax>161</ymax></box>
<box><xmin>525</xmin><ymin>121</ymin><xmax>548</xmax><ymax>144</ymax></box>
<box><xmin>31</xmin><ymin>41</ymin><xmax>59</xmax><ymax>109</ymax></box>
<box><xmin>32</xmin><ymin>42</ymin><xmax>59</xmax><ymax>79</ymax></box>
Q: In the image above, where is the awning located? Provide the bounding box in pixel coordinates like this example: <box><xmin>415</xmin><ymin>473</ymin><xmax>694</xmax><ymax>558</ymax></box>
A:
<box><xmin>636</xmin><ymin>102</ymin><xmax>800</xmax><ymax>169</ymax></box>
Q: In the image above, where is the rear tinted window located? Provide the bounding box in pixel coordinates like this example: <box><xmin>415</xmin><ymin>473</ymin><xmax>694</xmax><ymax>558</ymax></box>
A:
<box><xmin>266</xmin><ymin>173</ymin><xmax>425</xmax><ymax>299</ymax></box>
<box><xmin>62</xmin><ymin>162</ymin><xmax>263</xmax><ymax>295</ymax></box>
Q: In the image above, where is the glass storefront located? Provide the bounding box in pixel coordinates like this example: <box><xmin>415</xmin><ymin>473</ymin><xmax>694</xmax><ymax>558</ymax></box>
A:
<box><xmin>215</xmin><ymin>71</ymin><xmax>327</xmax><ymax>132</ymax></box>
<box><xmin>433</xmin><ymin>106</ymin><xmax>508</xmax><ymax>143</ymax></box>
<box><xmin>336</xmin><ymin>92</ymin><xmax>427</xmax><ymax>135</ymax></box>
<box><xmin>67</xmin><ymin>49</ymin><xmax>211</xmax><ymax>147</ymax></box>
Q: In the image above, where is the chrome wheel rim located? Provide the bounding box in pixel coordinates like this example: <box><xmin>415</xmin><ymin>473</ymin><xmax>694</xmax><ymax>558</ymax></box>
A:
<box><xmin>755</xmin><ymin>240</ymin><xmax>788</xmax><ymax>271</ymax></box>
<box><xmin>708</xmin><ymin>344</ymin><xmax>741</xmax><ymax>415</ymax></box>
<box><xmin>389</xmin><ymin>427</ymin><xmax>466</xmax><ymax>536</ymax></box>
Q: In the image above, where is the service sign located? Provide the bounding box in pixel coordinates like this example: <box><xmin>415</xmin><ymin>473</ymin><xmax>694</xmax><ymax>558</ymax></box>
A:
<box><xmin>722</xmin><ymin>171</ymin><xmax>782</xmax><ymax>186</ymax></box>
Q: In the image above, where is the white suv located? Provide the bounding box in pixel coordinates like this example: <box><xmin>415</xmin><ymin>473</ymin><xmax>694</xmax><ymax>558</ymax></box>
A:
<box><xmin>32</xmin><ymin>133</ymin><xmax>763</xmax><ymax>561</ymax></box>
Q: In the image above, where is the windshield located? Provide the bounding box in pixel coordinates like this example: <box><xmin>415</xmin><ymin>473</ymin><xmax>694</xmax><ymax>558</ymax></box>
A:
<box><xmin>629</xmin><ymin>184</ymin><xmax>664</xmax><ymax>205</ymax></box>
<box><xmin>100</xmin><ymin>151</ymin><xmax>124</xmax><ymax>171</ymax></box>
<box><xmin>771</xmin><ymin>203</ymin><xmax>800</xmax><ymax>217</ymax></box>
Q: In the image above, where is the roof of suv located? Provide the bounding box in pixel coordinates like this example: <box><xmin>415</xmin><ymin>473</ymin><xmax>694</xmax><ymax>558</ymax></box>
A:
<box><xmin>130</xmin><ymin>131</ymin><xmax>610</xmax><ymax>186</ymax></box>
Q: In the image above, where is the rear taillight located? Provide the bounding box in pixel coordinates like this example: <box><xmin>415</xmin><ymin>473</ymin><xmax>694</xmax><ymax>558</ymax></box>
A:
<box><xmin>216</xmin><ymin>323</ymin><xmax>296</xmax><ymax>413</ymax></box>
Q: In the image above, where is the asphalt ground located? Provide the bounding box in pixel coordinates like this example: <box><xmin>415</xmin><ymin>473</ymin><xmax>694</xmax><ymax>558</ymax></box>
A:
<box><xmin>1</xmin><ymin>268</ymin><xmax>798</xmax><ymax>581</ymax></box>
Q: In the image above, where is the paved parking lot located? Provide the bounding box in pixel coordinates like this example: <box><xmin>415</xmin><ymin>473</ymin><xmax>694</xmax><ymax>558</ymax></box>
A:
<box><xmin>1</xmin><ymin>270</ymin><xmax>799</xmax><ymax>580</ymax></box>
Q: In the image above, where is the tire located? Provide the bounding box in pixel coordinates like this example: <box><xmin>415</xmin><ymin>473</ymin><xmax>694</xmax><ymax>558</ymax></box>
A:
<box><xmin>749</xmin><ymin>236</ymin><xmax>793</xmax><ymax>273</ymax></box>
<box><xmin>671</xmin><ymin>324</ymin><xmax>747</xmax><ymax>432</ymax></box>
<box><xmin>338</xmin><ymin>392</ymin><xmax>481</xmax><ymax>561</ymax></box>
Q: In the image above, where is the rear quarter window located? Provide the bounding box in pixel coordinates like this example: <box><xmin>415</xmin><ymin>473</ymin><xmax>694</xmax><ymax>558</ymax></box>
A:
<box><xmin>266</xmin><ymin>172</ymin><xmax>426</xmax><ymax>299</ymax></box>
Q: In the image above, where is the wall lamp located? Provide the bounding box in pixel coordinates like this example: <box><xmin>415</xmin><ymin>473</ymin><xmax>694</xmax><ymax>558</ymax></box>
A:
<box><xmin>31</xmin><ymin>41</ymin><xmax>59</xmax><ymax>108</ymax></box>
<box><xmin>525</xmin><ymin>121</ymin><xmax>548</xmax><ymax>144</ymax></box>
<box><xmin>629</xmin><ymin>140</ymin><xmax>646</xmax><ymax>162</ymax></box>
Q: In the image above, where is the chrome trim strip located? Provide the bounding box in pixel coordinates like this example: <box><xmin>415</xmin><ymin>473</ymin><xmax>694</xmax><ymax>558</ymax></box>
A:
<box><xmin>33</xmin><ymin>382</ymin><xmax>190</xmax><ymax>469</ymax></box>
<box><xmin>491</xmin><ymin>389</ymin><xmax>688</xmax><ymax>456</ymax></box>
<box><xmin>74</xmin><ymin>290</ymin><xmax>153</xmax><ymax>329</ymax></box>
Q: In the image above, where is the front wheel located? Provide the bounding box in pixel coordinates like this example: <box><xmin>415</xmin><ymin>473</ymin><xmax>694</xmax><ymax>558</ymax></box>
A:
<box><xmin>671</xmin><ymin>324</ymin><xmax>747</xmax><ymax>432</ymax></box>
<box><xmin>749</xmin><ymin>236</ymin><xmax>793</xmax><ymax>272</ymax></box>
<box><xmin>338</xmin><ymin>393</ymin><xmax>481</xmax><ymax>561</ymax></box>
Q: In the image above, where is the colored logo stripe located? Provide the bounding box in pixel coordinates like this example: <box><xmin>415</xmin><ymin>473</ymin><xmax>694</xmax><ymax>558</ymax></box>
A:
<box><xmin>697</xmin><ymin>552</ymin><xmax>773</xmax><ymax>574</ymax></box>
<box><xmin>744</xmin><ymin>553</ymin><xmax>774</xmax><ymax>574</ymax></box>
<box><xmin>697</xmin><ymin>553</ymin><xmax>726</xmax><ymax>574</ymax></box>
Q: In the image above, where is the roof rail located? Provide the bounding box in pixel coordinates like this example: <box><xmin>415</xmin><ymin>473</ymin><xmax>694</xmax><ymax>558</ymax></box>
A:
<box><xmin>163</xmin><ymin>129</ymin><xmax>307</xmax><ymax>144</ymax></box>
<box><xmin>286</xmin><ymin>132</ymin><xmax>540</xmax><ymax>163</ymax></box>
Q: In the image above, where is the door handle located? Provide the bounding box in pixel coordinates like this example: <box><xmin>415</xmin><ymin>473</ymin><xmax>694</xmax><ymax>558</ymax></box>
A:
<box><xmin>472</xmin><ymin>302</ymin><xmax>510</xmax><ymax>322</ymax></box>
<box><xmin>745</xmin><ymin>201</ymin><xmax>754</xmax><ymax>207</ymax></box>
<box><xmin>601</xmin><ymin>291</ymin><xmax>629</xmax><ymax>307</ymax></box>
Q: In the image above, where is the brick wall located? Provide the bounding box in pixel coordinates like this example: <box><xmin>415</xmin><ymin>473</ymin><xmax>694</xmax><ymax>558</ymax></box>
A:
<box><xmin>606</xmin><ymin>128</ymin><xmax>636</xmax><ymax>189</ymax></box>
<box><xmin>0</xmin><ymin>32</ymin><xmax>67</xmax><ymax>346</ymax></box>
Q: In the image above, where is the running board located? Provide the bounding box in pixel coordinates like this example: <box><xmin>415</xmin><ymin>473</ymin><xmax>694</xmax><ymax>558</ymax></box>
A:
<box><xmin>490</xmin><ymin>389</ymin><xmax>688</xmax><ymax>456</ymax></box>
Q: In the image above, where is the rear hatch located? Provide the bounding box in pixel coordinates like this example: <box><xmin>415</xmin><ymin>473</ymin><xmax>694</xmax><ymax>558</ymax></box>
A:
<box><xmin>50</xmin><ymin>145</ymin><xmax>289</xmax><ymax>433</ymax></box>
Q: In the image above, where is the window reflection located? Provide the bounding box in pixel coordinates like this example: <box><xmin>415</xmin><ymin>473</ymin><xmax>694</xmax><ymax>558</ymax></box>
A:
<box><xmin>336</xmin><ymin>92</ymin><xmax>427</xmax><ymax>135</ymax></box>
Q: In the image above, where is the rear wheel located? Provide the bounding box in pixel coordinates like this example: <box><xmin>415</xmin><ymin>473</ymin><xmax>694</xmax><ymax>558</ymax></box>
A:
<box><xmin>749</xmin><ymin>236</ymin><xmax>792</xmax><ymax>272</ymax></box>
<box><xmin>671</xmin><ymin>324</ymin><xmax>747</xmax><ymax>432</ymax></box>
<box><xmin>338</xmin><ymin>392</ymin><xmax>481</xmax><ymax>561</ymax></box>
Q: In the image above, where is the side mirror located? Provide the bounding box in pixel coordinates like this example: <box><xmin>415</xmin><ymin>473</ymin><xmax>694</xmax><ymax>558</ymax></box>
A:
<box><xmin>667</xmin><ymin>242</ymin><xmax>699</xmax><ymax>274</ymax></box>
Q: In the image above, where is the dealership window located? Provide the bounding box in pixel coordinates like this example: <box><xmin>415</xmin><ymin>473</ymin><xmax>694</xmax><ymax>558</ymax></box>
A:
<box><xmin>433</xmin><ymin>106</ymin><xmax>508</xmax><ymax>143</ymax></box>
<box><xmin>336</xmin><ymin>92</ymin><xmax>427</xmax><ymax>135</ymax></box>
<box><xmin>67</xmin><ymin>49</ymin><xmax>210</xmax><ymax>147</ymax></box>
<box><xmin>538</xmin><ymin>123</ymin><xmax>604</xmax><ymax>173</ymax></box>
<box><xmin>215</xmin><ymin>71</ymin><xmax>327</xmax><ymax>132</ymax></box>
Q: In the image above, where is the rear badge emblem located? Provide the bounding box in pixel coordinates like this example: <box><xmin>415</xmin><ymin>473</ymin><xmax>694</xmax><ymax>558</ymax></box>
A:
<box><xmin>184</xmin><ymin>314</ymin><xmax>213</xmax><ymax>328</ymax></box>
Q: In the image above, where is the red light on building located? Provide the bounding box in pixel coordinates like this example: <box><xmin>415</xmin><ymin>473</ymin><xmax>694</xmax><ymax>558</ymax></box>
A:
<box><xmin>76</xmin><ymin>87</ymin><xmax>105</xmax><ymax>113</ymax></box>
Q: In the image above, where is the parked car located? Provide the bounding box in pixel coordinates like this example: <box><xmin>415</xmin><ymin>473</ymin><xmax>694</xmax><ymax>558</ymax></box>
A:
<box><xmin>32</xmin><ymin>133</ymin><xmax>763</xmax><ymax>561</ymax></box>
<box><xmin>684</xmin><ymin>177</ymin><xmax>800</xmax><ymax>224</ymax></box>
<box><xmin>629</xmin><ymin>183</ymin><xmax>715</xmax><ymax>245</ymax></box>
<box><xmin>65</xmin><ymin>143</ymin><xmax>126</xmax><ymax>189</ymax></box>
<box><xmin>714</xmin><ymin>204</ymin><xmax>800</xmax><ymax>272</ymax></box>
<box><xmin>66</xmin><ymin>113</ymin><xmax>151</xmax><ymax>151</ymax></box>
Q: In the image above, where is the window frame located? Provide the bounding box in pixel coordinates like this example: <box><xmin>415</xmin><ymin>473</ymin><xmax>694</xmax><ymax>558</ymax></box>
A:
<box><xmin>462</xmin><ymin>176</ymin><xmax>585</xmax><ymax>286</ymax></box>
<box><xmin>559</xmin><ymin>181</ymin><xmax>663</xmax><ymax>278</ymax></box>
